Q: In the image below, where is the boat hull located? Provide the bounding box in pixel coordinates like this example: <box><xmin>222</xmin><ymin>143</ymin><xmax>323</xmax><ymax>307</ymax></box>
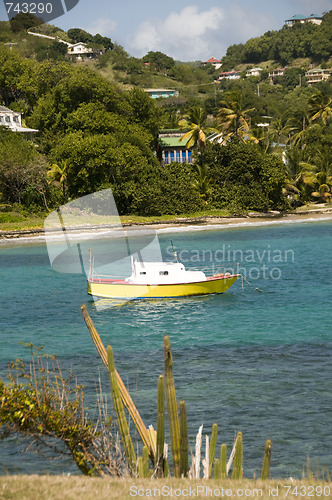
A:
<box><xmin>87</xmin><ymin>275</ymin><xmax>239</xmax><ymax>299</ymax></box>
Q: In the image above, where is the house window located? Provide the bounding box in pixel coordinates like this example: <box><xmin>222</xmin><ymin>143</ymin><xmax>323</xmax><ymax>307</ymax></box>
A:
<box><xmin>176</xmin><ymin>151</ymin><xmax>181</xmax><ymax>162</ymax></box>
<box><xmin>159</xmin><ymin>271</ymin><xmax>168</xmax><ymax>276</ymax></box>
<box><xmin>140</xmin><ymin>271</ymin><xmax>146</xmax><ymax>275</ymax></box>
<box><xmin>188</xmin><ymin>151</ymin><xmax>192</xmax><ymax>164</ymax></box>
<box><xmin>5</xmin><ymin>115</ymin><xmax>10</xmax><ymax>123</ymax></box>
<box><xmin>181</xmin><ymin>151</ymin><xmax>187</xmax><ymax>162</ymax></box>
<box><xmin>13</xmin><ymin>116</ymin><xmax>18</xmax><ymax>123</ymax></box>
<box><xmin>164</xmin><ymin>151</ymin><xmax>170</xmax><ymax>164</ymax></box>
<box><xmin>169</xmin><ymin>151</ymin><xmax>175</xmax><ymax>163</ymax></box>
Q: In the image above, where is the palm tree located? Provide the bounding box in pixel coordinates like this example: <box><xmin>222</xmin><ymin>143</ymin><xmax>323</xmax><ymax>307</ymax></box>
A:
<box><xmin>302</xmin><ymin>146</ymin><xmax>332</xmax><ymax>202</ymax></box>
<box><xmin>217</xmin><ymin>90</ymin><xmax>256</xmax><ymax>143</ymax></box>
<box><xmin>308</xmin><ymin>91</ymin><xmax>332</xmax><ymax>125</ymax></box>
<box><xmin>179</xmin><ymin>106</ymin><xmax>209</xmax><ymax>151</ymax></box>
<box><xmin>283</xmin><ymin>149</ymin><xmax>315</xmax><ymax>204</ymax></box>
<box><xmin>162</xmin><ymin>109</ymin><xmax>182</xmax><ymax>129</ymax></box>
<box><xmin>192</xmin><ymin>164</ymin><xmax>212</xmax><ymax>204</ymax></box>
<box><xmin>269</xmin><ymin>117</ymin><xmax>292</xmax><ymax>146</ymax></box>
<box><xmin>47</xmin><ymin>160</ymin><xmax>69</xmax><ymax>199</ymax></box>
<box><xmin>286</xmin><ymin>113</ymin><xmax>310</xmax><ymax>150</ymax></box>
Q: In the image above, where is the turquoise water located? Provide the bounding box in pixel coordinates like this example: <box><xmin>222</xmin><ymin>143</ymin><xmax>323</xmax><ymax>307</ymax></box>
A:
<box><xmin>1</xmin><ymin>219</ymin><xmax>332</xmax><ymax>478</ymax></box>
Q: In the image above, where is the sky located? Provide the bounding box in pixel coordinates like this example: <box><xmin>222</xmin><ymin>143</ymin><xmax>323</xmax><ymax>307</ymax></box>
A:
<box><xmin>1</xmin><ymin>0</ymin><xmax>331</xmax><ymax>61</ymax></box>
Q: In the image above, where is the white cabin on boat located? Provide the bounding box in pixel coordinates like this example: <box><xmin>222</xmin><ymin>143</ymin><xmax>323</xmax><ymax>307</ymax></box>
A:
<box><xmin>127</xmin><ymin>260</ymin><xmax>207</xmax><ymax>285</ymax></box>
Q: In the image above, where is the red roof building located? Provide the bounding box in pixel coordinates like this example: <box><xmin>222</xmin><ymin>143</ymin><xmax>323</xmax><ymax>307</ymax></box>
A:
<box><xmin>203</xmin><ymin>57</ymin><xmax>222</xmax><ymax>69</ymax></box>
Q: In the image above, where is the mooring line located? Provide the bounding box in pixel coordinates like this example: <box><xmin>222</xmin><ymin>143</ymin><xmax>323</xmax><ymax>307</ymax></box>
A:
<box><xmin>240</xmin><ymin>274</ymin><xmax>267</xmax><ymax>293</ymax></box>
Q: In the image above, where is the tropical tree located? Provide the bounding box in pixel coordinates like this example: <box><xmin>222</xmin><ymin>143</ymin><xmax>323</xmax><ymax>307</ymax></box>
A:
<box><xmin>0</xmin><ymin>129</ymin><xmax>48</xmax><ymax>206</ymax></box>
<box><xmin>283</xmin><ymin>148</ymin><xmax>313</xmax><ymax>204</ymax></box>
<box><xmin>47</xmin><ymin>160</ymin><xmax>69</xmax><ymax>199</ymax></box>
<box><xmin>179</xmin><ymin>106</ymin><xmax>209</xmax><ymax>151</ymax></box>
<box><xmin>268</xmin><ymin>118</ymin><xmax>293</xmax><ymax>146</ymax></box>
<box><xmin>192</xmin><ymin>164</ymin><xmax>212</xmax><ymax>204</ymax></box>
<box><xmin>217</xmin><ymin>91</ymin><xmax>256</xmax><ymax>143</ymax></box>
<box><xmin>301</xmin><ymin>146</ymin><xmax>332</xmax><ymax>202</ymax></box>
<box><xmin>161</xmin><ymin>109</ymin><xmax>182</xmax><ymax>129</ymax></box>
<box><xmin>203</xmin><ymin>140</ymin><xmax>288</xmax><ymax>211</ymax></box>
<box><xmin>308</xmin><ymin>91</ymin><xmax>332</xmax><ymax>125</ymax></box>
<box><xmin>286</xmin><ymin>113</ymin><xmax>310</xmax><ymax>149</ymax></box>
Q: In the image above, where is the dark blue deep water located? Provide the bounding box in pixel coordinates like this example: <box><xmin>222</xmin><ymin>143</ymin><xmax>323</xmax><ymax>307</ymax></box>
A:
<box><xmin>1</xmin><ymin>219</ymin><xmax>331</xmax><ymax>478</ymax></box>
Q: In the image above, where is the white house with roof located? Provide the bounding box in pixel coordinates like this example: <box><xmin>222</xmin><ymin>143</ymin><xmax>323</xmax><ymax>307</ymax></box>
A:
<box><xmin>285</xmin><ymin>14</ymin><xmax>322</xmax><ymax>26</ymax></box>
<box><xmin>67</xmin><ymin>42</ymin><xmax>94</xmax><ymax>58</ymax></box>
<box><xmin>0</xmin><ymin>106</ymin><xmax>38</xmax><ymax>138</ymax></box>
<box><xmin>218</xmin><ymin>70</ymin><xmax>240</xmax><ymax>81</ymax></box>
<box><xmin>246</xmin><ymin>67</ymin><xmax>263</xmax><ymax>77</ymax></box>
<box><xmin>203</xmin><ymin>57</ymin><xmax>222</xmax><ymax>69</ymax></box>
<box><xmin>269</xmin><ymin>68</ymin><xmax>286</xmax><ymax>83</ymax></box>
<box><xmin>305</xmin><ymin>68</ymin><xmax>332</xmax><ymax>84</ymax></box>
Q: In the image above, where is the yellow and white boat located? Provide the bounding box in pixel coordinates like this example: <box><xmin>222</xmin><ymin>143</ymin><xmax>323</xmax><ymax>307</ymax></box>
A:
<box><xmin>87</xmin><ymin>257</ymin><xmax>239</xmax><ymax>299</ymax></box>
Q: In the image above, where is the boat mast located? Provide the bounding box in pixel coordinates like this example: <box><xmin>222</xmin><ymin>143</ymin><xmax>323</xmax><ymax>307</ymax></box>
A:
<box><xmin>171</xmin><ymin>240</ymin><xmax>179</xmax><ymax>262</ymax></box>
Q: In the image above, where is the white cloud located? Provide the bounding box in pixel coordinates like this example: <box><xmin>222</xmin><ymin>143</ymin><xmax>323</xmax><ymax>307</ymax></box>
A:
<box><xmin>291</xmin><ymin>0</ymin><xmax>331</xmax><ymax>14</ymax></box>
<box><xmin>126</xmin><ymin>0</ymin><xmax>329</xmax><ymax>62</ymax></box>
<box><xmin>128</xmin><ymin>5</ymin><xmax>224</xmax><ymax>61</ymax></box>
<box><xmin>222</xmin><ymin>5</ymin><xmax>277</xmax><ymax>44</ymax></box>
<box><xmin>84</xmin><ymin>17</ymin><xmax>117</xmax><ymax>36</ymax></box>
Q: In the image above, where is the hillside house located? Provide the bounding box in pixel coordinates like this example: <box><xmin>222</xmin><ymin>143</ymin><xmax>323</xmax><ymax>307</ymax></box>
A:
<box><xmin>0</xmin><ymin>106</ymin><xmax>38</xmax><ymax>139</ymax></box>
<box><xmin>158</xmin><ymin>130</ymin><xmax>193</xmax><ymax>165</ymax></box>
<box><xmin>203</xmin><ymin>57</ymin><xmax>222</xmax><ymax>69</ymax></box>
<box><xmin>218</xmin><ymin>71</ymin><xmax>240</xmax><ymax>81</ymax></box>
<box><xmin>269</xmin><ymin>68</ymin><xmax>286</xmax><ymax>83</ymax></box>
<box><xmin>144</xmin><ymin>89</ymin><xmax>179</xmax><ymax>99</ymax></box>
<box><xmin>246</xmin><ymin>67</ymin><xmax>263</xmax><ymax>77</ymax></box>
<box><xmin>67</xmin><ymin>42</ymin><xmax>95</xmax><ymax>59</ymax></box>
<box><xmin>285</xmin><ymin>14</ymin><xmax>322</xmax><ymax>26</ymax></box>
<box><xmin>305</xmin><ymin>68</ymin><xmax>332</xmax><ymax>84</ymax></box>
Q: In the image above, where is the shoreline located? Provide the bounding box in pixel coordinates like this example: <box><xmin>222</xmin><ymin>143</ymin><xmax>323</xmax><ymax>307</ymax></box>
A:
<box><xmin>1</xmin><ymin>207</ymin><xmax>332</xmax><ymax>241</ymax></box>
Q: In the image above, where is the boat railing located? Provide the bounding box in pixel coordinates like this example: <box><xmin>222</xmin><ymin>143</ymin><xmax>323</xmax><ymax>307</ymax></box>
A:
<box><xmin>185</xmin><ymin>264</ymin><xmax>238</xmax><ymax>275</ymax></box>
<box><xmin>90</xmin><ymin>271</ymin><xmax>125</xmax><ymax>281</ymax></box>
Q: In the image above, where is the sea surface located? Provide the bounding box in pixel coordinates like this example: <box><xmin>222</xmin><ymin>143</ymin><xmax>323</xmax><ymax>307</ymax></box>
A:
<box><xmin>0</xmin><ymin>218</ymin><xmax>332</xmax><ymax>478</ymax></box>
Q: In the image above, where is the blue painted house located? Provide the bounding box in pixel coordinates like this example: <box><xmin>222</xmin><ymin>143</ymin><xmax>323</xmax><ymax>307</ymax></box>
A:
<box><xmin>144</xmin><ymin>89</ymin><xmax>179</xmax><ymax>99</ymax></box>
<box><xmin>158</xmin><ymin>130</ymin><xmax>193</xmax><ymax>165</ymax></box>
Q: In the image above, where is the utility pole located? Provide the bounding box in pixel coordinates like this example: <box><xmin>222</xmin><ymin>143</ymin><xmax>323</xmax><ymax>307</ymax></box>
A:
<box><xmin>4</xmin><ymin>42</ymin><xmax>17</xmax><ymax>51</ymax></box>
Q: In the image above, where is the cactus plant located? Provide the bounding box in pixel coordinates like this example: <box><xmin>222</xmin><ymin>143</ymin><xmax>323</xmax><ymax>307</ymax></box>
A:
<box><xmin>107</xmin><ymin>345</ymin><xmax>136</xmax><ymax>470</ymax></box>
<box><xmin>209</xmin><ymin>423</ymin><xmax>218</xmax><ymax>478</ymax></box>
<box><xmin>261</xmin><ymin>439</ymin><xmax>272</xmax><ymax>480</ymax></box>
<box><xmin>81</xmin><ymin>305</ymin><xmax>153</xmax><ymax>458</ymax></box>
<box><xmin>231</xmin><ymin>432</ymin><xmax>243</xmax><ymax>479</ymax></box>
<box><xmin>138</xmin><ymin>457</ymin><xmax>144</xmax><ymax>478</ymax></box>
<box><xmin>220</xmin><ymin>443</ymin><xmax>227</xmax><ymax>479</ymax></box>
<box><xmin>164</xmin><ymin>335</ymin><xmax>181</xmax><ymax>478</ymax></box>
<box><xmin>214</xmin><ymin>458</ymin><xmax>221</xmax><ymax>479</ymax></box>
<box><xmin>179</xmin><ymin>400</ymin><xmax>189</xmax><ymax>477</ymax></box>
<box><xmin>143</xmin><ymin>445</ymin><xmax>150</xmax><ymax>478</ymax></box>
<box><xmin>164</xmin><ymin>458</ymin><xmax>170</xmax><ymax>478</ymax></box>
<box><xmin>82</xmin><ymin>304</ymin><xmax>274</xmax><ymax>481</ymax></box>
<box><xmin>156</xmin><ymin>375</ymin><xmax>165</xmax><ymax>475</ymax></box>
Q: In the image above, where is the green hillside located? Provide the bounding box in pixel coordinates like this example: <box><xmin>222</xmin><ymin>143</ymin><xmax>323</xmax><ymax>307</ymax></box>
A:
<box><xmin>222</xmin><ymin>11</ymin><xmax>332</xmax><ymax>69</ymax></box>
<box><xmin>0</xmin><ymin>13</ymin><xmax>331</xmax><ymax>220</ymax></box>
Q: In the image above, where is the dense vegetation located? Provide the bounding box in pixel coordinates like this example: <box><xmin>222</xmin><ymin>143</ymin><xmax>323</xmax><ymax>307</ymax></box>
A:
<box><xmin>222</xmin><ymin>11</ymin><xmax>332</xmax><ymax>69</ymax></box>
<box><xmin>0</xmin><ymin>14</ymin><xmax>331</xmax><ymax>220</ymax></box>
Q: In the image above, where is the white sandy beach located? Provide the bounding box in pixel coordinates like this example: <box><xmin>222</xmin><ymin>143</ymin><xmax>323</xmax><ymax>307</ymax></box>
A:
<box><xmin>1</xmin><ymin>207</ymin><xmax>332</xmax><ymax>244</ymax></box>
